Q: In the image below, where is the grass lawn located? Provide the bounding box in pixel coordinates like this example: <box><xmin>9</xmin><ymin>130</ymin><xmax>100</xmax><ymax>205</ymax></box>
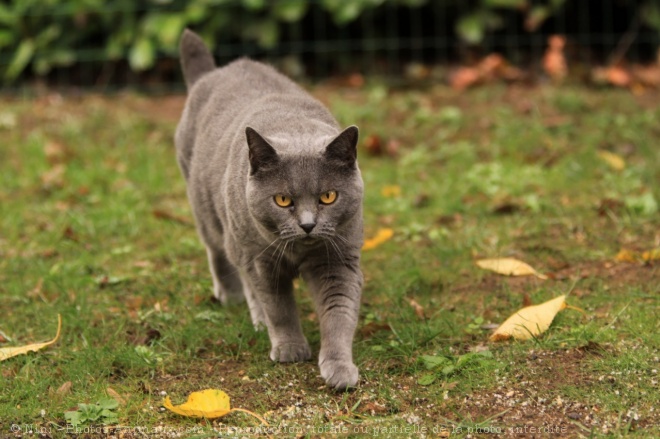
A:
<box><xmin>1</xmin><ymin>83</ymin><xmax>659</xmax><ymax>438</ymax></box>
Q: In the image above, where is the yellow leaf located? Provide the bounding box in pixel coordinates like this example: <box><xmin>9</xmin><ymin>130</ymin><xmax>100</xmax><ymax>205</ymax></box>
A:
<box><xmin>163</xmin><ymin>389</ymin><xmax>267</xmax><ymax>425</ymax></box>
<box><xmin>490</xmin><ymin>295</ymin><xmax>567</xmax><ymax>341</ymax></box>
<box><xmin>476</xmin><ymin>258</ymin><xmax>547</xmax><ymax>280</ymax></box>
<box><xmin>0</xmin><ymin>314</ymin><xmax>62</xmax><ymax>362</ymax></box>
<box><xmin>362</xmin><ymin>228</ymin><xmax>394</xmax><ymax>251</ymax></box>
<box><xmin>597</xmin><ymin>150</ymin><xmax>625</xmax><ymax>171</ymax></box>
<box><xmin>163</xmin><ymin>389</ymin><xmax>230</xmax><ymax>418</ymax></box>
<box><xmin>381</xmin><ymin>185</ymin><xmax>401</xmax><ymax>197</ymax></box>
<box><xmin>615</xmin><ymin>249</ymin><xmax>640</xmax><ymax>263</ymax></box>
<box><xmin>642</xmin><ymin>248</ymin><xmax>660</xmax><ymax>263</ymax></box>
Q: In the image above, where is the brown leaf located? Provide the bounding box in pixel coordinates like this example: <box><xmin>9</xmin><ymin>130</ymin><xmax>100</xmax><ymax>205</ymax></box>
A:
<box><xmin>57</xmin><ymin>381</ymin><xmax>72</xmax><ymax>396</ymax></box>
<box><xmin>152</xmin><ymin>209</ymin><xmax>193</xmax><ymax>226</ymax></box>
<box><xmin>543</xmin><ymin>35</ymin><xmax>567</xmax><ymax>81</ymax></box>
<box><xmin>43</xmin><ymin>141</ymin><xmax>69</xmax><ymax>165</ymax></box>
<box><xmin>27</xmin><ymin>278</ymin><xmax>44</xmax><ymax>299</ymax></box>
<box><xmin>450</xmin><ymin>67</ymin><xmax>481</xmax><ymax>91</ymax></box>
<box><xmin>62</xmin><ymin>226</ymin><xmax>78</xmax><ymax>242</ymax></box>
<box><xmin>597</xmin><ymin>198</ymin><xmax>624</xmax><ymax>217</ymax></box>
<box><xmin>40</xmin><ymin>163</ymin><xmax>66</xmax><ymax>189</ymax></box>
<box><xmin>606</xmin><ymin>66</ymin><xmax>631</xmax><ymax>87</ymax></box>
<box><xmin>408</xmin><ymin>298</ymin><xmax>425</xmax><ymax>320</ymax></box>
<box><xmin>363</xmin><ymin>135</ymin><xmax>383</xmax><ymax>156</ymax></box>
<box><xmin>492</xmin><ymin>201</ymin><xmax>521</xmax><ymax>215</ymax></box>
<box><xmin>107</xmin><ymin>387</ymin><xmax>127</xmax><ymax>405</ymax></box>
<box><xmin>631</xmin><ymin>64</ymin><xmax>660</xmax><ymax>87</ymax></box>
<box><xmin>360</xmin><ymin>322</ymin><xmax>391</xmax><ymax>338</ymax></box>
<box><xmin>386</xmin><ymin>139</ymin><xmax>401</xmax><ymax>157</ymax></box>
<box><xmin>357</xmin><ymin>401</ymin><xmax>389</xmax><ymax>415</ymax></box>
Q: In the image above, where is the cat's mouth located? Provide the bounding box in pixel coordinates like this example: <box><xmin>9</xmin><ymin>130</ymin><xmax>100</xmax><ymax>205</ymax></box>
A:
<box><xmin>299</xmin><ymin>235</ymin><xmax>317</xmax><ymax>245</ymax></box>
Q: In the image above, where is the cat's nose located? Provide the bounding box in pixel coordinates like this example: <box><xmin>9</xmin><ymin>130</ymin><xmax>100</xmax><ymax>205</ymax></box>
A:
<box><xmin>300</xmin><ymin>222</ymin><xmax>316</xmax><ymax>234</ymax></box>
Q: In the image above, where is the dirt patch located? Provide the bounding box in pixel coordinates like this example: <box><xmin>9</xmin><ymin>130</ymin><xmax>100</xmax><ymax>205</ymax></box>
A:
<box><xmin>440</xmin><ymin>347</ymin><xmax>626</xmax><ymax>438</ymax></box>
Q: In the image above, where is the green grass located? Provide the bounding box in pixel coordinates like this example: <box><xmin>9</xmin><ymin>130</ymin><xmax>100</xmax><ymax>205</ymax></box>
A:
<box><xmin>1</xmin><ymin>85</ymin><xmax>659</xmax><ymax>438</ymax></box>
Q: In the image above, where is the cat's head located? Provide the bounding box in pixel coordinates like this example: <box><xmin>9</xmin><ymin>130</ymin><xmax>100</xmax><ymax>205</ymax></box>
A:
<box><xmin>245</xmin><ymin>126</ymin><xmax>363</xmax><ymax>246</ymax></box>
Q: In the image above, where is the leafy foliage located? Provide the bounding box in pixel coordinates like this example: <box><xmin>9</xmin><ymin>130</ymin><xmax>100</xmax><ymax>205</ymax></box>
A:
<box><xmin>64</xmin><ymin>399</ymin><xmax>119</xmax><ymax>427</ymax></box>
<box><xmin>1</xmin><ymin>0</ymin><xmax>659</xmax><ymax>84</ymax></box>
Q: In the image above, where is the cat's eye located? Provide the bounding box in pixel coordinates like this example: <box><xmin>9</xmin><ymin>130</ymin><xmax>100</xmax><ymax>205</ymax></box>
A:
<box><xmin>274</xmin><ymin>194</ymin><xmax>292</xmax><ymax>207</ymax></box>
<box><xmin>319</xmin><ymin>190</ymin><xmax>337</xmax><ymax>205</ymax></box>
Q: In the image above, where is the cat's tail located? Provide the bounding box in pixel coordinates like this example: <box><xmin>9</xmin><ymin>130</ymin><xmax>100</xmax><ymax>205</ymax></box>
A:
<box><xmin>179</xmin><ymin>29</ymin><xmax>216</xmax><ymax>89</ymax></box>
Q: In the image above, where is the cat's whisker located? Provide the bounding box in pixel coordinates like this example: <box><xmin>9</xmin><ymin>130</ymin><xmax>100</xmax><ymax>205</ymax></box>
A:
<box><xmin>333</xmin><ymin>232</ymin><xmax>351</xmax><ymax>245</ymax></box>
<box><xmin>327</xmin><ymin>236</ymin><xmax>347</xmax><ymax>266</ymax></box>
<box><xmin>243</xmin><ymin>237</ymin><xmax>281</xmax><ymax>269</ymax></box>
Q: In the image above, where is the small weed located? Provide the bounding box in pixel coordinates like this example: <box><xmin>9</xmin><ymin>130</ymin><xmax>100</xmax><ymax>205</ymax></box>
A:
<box><xmin>64</xmin><ymin>399</ymin><xmax>119</xmax><ymax>427</ymax></box>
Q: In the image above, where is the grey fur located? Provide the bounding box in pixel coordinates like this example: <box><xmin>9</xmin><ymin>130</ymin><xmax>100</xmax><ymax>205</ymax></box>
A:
<box><xmin>175</xmin><ymin>30</ymin><xmax>364</xmax><ymax>390</ymax></box>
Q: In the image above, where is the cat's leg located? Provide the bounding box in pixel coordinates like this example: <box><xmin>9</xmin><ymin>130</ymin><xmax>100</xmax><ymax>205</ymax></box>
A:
<box><xmin>205</xmin><ymin>247</ymin><xmax>245</xmax><ymax>304</ymax></box>
<box><xmin>237</xmin><ymin>269</ymin><xmax>267</xmax><ymax>328</ymax></box>
<box><xmin>303</xmin><ymin>259</ymin><xmax>362</xmax><ymax>390</ymax></box>
<box><xmin>245</xmin><ymin>264</ymin><xmax>311</xmax><ymax>362</ymax></box>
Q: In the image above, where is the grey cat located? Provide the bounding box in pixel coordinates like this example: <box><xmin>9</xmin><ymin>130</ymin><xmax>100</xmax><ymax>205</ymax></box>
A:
<box><xmin>174</xmin><ymin>30</ymin><xmax>364</xmax><ymax>390</ymax></box>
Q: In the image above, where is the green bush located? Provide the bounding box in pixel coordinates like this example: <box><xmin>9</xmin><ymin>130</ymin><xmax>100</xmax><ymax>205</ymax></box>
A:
<box><xmin>0</xmin><ymin>0</ymin><xmax>431</xmax><ymax>83</ymax></box>
<box><xmin>1</xmin><ymin>0</ymin><xmax>659</xmax><ymax>85</ymax></box>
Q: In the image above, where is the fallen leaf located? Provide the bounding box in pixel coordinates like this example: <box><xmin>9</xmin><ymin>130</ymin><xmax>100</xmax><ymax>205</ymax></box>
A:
<box><xmin>642</xmin><ymin>248</ymin><xmax>660</xmax><ymax>262</ymax></box>
<box><xmin>359</xmin><ymin>322</ymin><xmax>391</xmax><ymax>338</ymax></box>
<box><xmin>543</xmin><ymin>35</ymin><xmax>567</xmax><ymax>81</ymax></box>
<box><xmin>615</xmin><ymin>249</ymin><xmax>640</xmax><ymax>263</ymax></box>
<box><xmin>408</xmin><ymin>298</ymin><xmax>425</xmax><ymax>319</ymax></box>
<box><xmin>57</xmin><ymin>381</ymin><xmax>72</xmax><ymax>396</ymax></box>
<box><xmin>363</xmin><ymin>135</ymin><xmax>383</xmax><ymax>156</ymax></box>
<box><xmin>27</xmin><ymin>278</ymin><xmax>44</xmax><ymax>299</ymax></box>
<box><xmin>347</xmin><ymin>73</ymin><xmax>364</xmax><ymax>88</ymax></box>
<box><xmin>619</xmin><ymin>247</ymin><xmax>660</xmax><ymax>264</ymax></box>
<box><xmin>490</xmin><ymin>295</ymin><xmax>567</xmax><ymax>341</ymax></box>
<box><xmin>606</xmin><ymin>65</ymin><xmax>631</xmax><ymax>87</ymax></box>
<box><xmin>357</xmin><ymin>401</ymin><xmax>389</xmax><ymax>414</ymax></box>
<box><xmin>40</xmin><ymin>163</ymin><xmax>66</xmax><ymax>189</ymax></box>
<box><xmin>163</xmin><ymin>389</ymin><xmax>267</xmax><ymax>425</ymax></box>
<box><xmin>152</xmin><ymin>209</ymin><xmax>193</xmax><ymax>226</ymax></box>
<box><xmin>450</xmin><ymin>67</ymin><xmax>481</xmax><ymax>90</ymax></box>
<box><xmin>597</xmin><ymin>150</ymin><xmax>626</xmax><ymax>171</ymax></box>
<box><xmin>107</xmin><ymin>387</ymin><xmax>127</xmax><ymax>405</ymax></box>
<box><xmin>386</xmin><ymin>139</ymin><xmax>401</xmax><ymax>157</ymax></box>
<box><xmin>0</xmin><ymin>314</ymin><xmax>62</xmax><ymax>361</ymax></box>
<box><xmin>381</xmin><ymin>185</ymin><xmax>401</xmax><ymax>198</ymax></box>
<box><xmin>43</xmin><ymin>141</ymin><xmax>69</xmax><ymax>165</ymax></box>
<box><xmin>163</xmin><ymin>389</ymin><xmax>231</xmax><ymax>418</ymax></box>
<box><xmin>362</xmin><ymin>228</ymin><xmax>394</xmax><ymax>251</ymax></box>
<box><xmin>476</xmin><ymin>258</ymin><xmax>548</xmax><ymax>280</ymax></box>
<box><xmin>449</xmin><ymin>53</ymin><xmax>522</xmax><ymax>91</ymax></box>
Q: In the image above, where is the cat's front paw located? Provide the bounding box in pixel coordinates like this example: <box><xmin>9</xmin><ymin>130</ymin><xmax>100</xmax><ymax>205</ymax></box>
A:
<box><xmin>320</xmin><ymin>360</ymin><xmax>359</xmax><ymax>390</ymax></box>
<box><xmin>214</xmin><ymin>286</ymin><xmax>245</xmax><ymax>305</ymax></box>
<box><xmin>270</xmin><ymin>342</ymin><xmax>311</xmax><ymax>363</ymax></box>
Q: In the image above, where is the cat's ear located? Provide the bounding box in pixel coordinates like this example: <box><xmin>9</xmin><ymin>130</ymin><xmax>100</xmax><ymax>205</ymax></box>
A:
<box><xmin>246</xmin><ymin>127</ymin><xmax>279</xmax><ymax>175</ymax></box>
<box><xmin>179</xmin><ymin>29</ymin><xmax>215</xmax><ymax>89</ymax></box>
<box><xmin>324</xmin><ymin>126</ymin><xmax>359</xmax><ymax>168</ymax></box>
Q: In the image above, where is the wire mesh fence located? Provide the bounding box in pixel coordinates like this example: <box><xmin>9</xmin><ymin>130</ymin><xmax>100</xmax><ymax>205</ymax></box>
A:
<box><xmin>1</xmin><ymin>0</ymin><xmax>659</xmax><ymax>93</ymax></box>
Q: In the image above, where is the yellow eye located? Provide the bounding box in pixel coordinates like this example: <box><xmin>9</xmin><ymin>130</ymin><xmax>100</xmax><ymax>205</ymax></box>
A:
<box><xmin>274</xmin><ymin>194</ymin><xmax>292</xmax><ymax>207</ymax></box>
<box><xmin>319</xmin><ymin>190</ymin><xmax>337</xmax><ymax>205</ymax></box>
